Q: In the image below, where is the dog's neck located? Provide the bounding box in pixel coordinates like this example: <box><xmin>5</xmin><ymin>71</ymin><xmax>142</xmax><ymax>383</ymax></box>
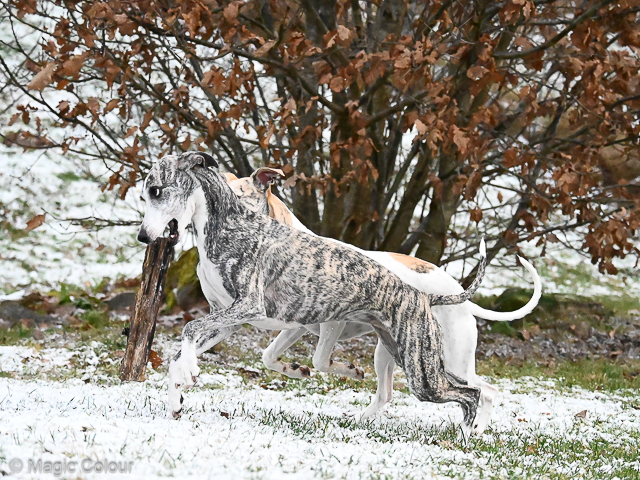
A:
<box><xmin>188</xmin><ymin>169</ymin><xmax>244</xmax><ymax>246</ymax></box>
<box><xmin>265</xmin><ymin>192</ymin><xmax>313</xmax><ymax>235</ymax></box>
<box><xmin>189</xmin><ymin>187</ymin><xmax>209</xmax><ymax>242</ymax></box>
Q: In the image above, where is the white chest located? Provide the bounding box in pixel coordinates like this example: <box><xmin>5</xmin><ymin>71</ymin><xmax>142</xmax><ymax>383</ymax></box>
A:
<box><xmin>196</xmin><ymin>258</ymin><xmax>234</xmax><ymax>309</ymax></box>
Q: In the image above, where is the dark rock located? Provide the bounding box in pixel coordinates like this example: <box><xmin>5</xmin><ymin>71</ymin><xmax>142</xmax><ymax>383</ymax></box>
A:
<box><xmin>54</xmin><ymin>304</ymin><xmax>75</xmax><ymax>318</ymax></box>
<box><xmin>106</xmin><ymin>292</ymin><xmax>137</xmax><ymax>312</ymax></box>
<box><xmin>20</xmin><ymin>318</ymin><xmax>34</xmax><ymax>329</ymax></box>
<box><xmin>0</xmin><ymin>302</ymin><xmax>59</xmax><ymax>327</ymax></box>
<box><xmin>176</xmin><ymin>283</ymin><xmax>206</xmax><ymax>312</ymax></box>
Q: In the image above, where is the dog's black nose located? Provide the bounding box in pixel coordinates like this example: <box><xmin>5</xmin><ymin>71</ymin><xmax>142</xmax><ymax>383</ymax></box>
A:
<box><xmin>137</xmin><ymin>229</ymin><xmax>151</xmax><ymax>244</ymax></box>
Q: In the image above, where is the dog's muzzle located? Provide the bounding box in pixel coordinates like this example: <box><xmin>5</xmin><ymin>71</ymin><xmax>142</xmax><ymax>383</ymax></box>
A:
<box><xmin>137</xmin><ymin>219</ymin><xmax>179</xmax><ymax>245</ymax></box>
<box><xmin>137</xmin><ymin>228</ymin><xmax>152</xmax><ymax>245</ymax></box>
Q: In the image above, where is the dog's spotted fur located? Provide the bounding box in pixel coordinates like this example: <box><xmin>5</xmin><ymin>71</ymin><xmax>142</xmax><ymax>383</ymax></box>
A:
<box><xmin>228</xmin><ymin>168</ymin><xmax>541</xmax><ymax>433</ymax></box>
<box><xmin>139</xmin><ymin>152</ymin><xmax>487</xmax><ymax>436</ymax></box>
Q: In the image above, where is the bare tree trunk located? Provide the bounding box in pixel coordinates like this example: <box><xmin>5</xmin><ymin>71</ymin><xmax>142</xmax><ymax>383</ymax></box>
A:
<box><xmin>341</xmin><ymin>0</ymin><xmax>408</xmax><ymax>247</ymax></box>
<box><xmin>413</xmin><ymin>161</ymin><xmax>461</xmax><ymax>262</ymax></box>
<box><xmin>380</xmin><ymin>150</ymin><xmax>433</xmax><ymax>252</ymax></box>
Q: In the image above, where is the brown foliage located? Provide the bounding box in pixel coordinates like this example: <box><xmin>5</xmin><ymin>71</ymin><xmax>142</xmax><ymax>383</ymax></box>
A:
<box><xmin>1</xmin><ymin>0</ymin><xmax>639</xmax><ymax>274</ymax></box>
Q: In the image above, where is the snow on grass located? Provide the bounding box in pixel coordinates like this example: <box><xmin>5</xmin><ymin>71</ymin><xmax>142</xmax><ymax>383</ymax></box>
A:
<box><xmin>1</xmin><ymin>344</ymin><xmax>639</xmax><ymax>480</ymax></box>
<box><xmin>0</xmin><ymin>149</ymin><xmax>146</xmax><ymax>293</ymax></box>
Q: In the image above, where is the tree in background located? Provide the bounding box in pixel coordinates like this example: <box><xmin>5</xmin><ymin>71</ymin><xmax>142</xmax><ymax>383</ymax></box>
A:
<box><xmin>1</xmin><ymin>0</ymin><xmax>638</xmax><ymax>282</ymax></box>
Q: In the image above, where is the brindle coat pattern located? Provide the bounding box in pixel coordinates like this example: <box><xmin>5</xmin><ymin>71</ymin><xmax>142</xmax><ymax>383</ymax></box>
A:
<box><xmin>139</xmin><ymin>152</ymin><xmax>486</xmax><ymax>434</ymax></box>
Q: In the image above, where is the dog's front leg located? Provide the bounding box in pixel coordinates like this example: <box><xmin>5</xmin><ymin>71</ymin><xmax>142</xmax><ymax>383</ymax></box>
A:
<box><xmin>168</xmin><ymin>326</ymin><xmax>240</xmax><ymax>418</ymax></box>
<box><xmin>168</xmin><ymin>303</ymin><xmax>268</xmax><ymax>418</ymax></box>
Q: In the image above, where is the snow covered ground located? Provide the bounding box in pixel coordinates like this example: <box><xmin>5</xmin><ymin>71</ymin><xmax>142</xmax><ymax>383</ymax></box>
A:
<box><xmin>1</xmin><ymin>343</ymin><xmax>639</xmax><ymax>480</ymax></box>
<box><xmin>0</xmin><ymin>149</ymin><xmax>145</xmax><ymax>292</ymax></box>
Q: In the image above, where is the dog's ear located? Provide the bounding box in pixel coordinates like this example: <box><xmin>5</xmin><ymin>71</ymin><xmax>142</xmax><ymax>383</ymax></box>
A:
<box><xmin>250</xmin><ymin>167</ymin><xmax>285</xmax><ymax>192</ymax></box>
<box><xmin>222</xmin><ymin>172</ymin><xmax>239</xmax><ymax>183</ymax></box>
<box><xmin>176</xmin><ymin>152</ymin><xmax>219</xmax><ymax>170</ymax></box>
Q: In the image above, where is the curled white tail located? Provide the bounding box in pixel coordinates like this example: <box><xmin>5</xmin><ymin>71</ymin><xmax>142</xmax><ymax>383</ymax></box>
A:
<box><xmin>467</xmin><ymin>256</ymin><xmax>542</xmax><ymax>321</ymax></box>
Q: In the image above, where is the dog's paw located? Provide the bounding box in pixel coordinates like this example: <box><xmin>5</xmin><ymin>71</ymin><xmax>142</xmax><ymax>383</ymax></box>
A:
<box><xmin>168</xmin><ymin>357</ymin><xmax>200</xmax><ymax>416</ymax></box>
<box><xmin>359</xmin><ymin>401</ymin><xmax>385</xmax><ymax>420</ymax></box>
<box><xmin>171</xmin><ymin>394</ymin><xmax>184</xmax><ymax>419</ymax></box>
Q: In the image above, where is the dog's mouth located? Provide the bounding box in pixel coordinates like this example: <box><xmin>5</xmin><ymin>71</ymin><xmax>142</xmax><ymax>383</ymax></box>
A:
<box><xmin>167</xmin><ymin>218</ymin><xmax>179</xmax><ymax>241</ymax></box>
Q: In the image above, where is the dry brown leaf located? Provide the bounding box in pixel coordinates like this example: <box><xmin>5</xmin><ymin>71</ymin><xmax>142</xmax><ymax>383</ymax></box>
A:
<box><xmin>283</xmin><ymin>174</ymin><xmax>298</xmax><ymax>189</ymax></box>
<box><xmin>28</xmin><ymin>62</ymin><xmax>55</xmax><ymax>91</ymax></box>
<box><xmin>415</xmin><ymin>119</ymin><xmax>428</xmax><ymax>135</ymax></box>
<box><xmin>337</xmin><ymin>25</ymin><xmax>351</xmax><ymax>41</ymax></box>
<box><xmin>575</xmin><ymin>410</ymin><xmax>587</xmax><ymax>419</ymax></box>
<box><xmin>451</xmin><ymin>125</ymin><xmax>469</xmax><ymax>154</ymax></box>
<box><xmin>223</xmin><ymin>2</ymin><xmax>239</xmax><ymax>22</ymax></box>
<box><xmin>467</xmin><ymin>65</ymin><xmax>488</xmax><ymax>81</ymax></box>
<box><xmin>470</xmin><ymin>208</ymin><xmax>483</xmax><ymax>223</ymax></box>
<box><xmin>25</xmin><ymin>214</ymin><xmax>45</xmax><ymax>232</ymax></box>
<box><xmin>149</xmin><ymin>350</ymin><xmax>163</xmax><ymax>370</ymax></box>
<box><xmin>254</xmin><ymin>40</ymin><xmax>276</xmax><ymax>57</ymax></box>
<box><xmin>61</xmin><ymin>54</ymin><xmax>86</xmax><ymax>78</ymax></box>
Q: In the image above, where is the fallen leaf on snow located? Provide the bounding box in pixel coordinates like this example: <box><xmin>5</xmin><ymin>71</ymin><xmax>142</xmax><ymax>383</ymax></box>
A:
<box><xmin>149</xmin><ymin>350</ymin><xmax>163</xmax><ymax>370</ymax></box>
<box><xmin>25</xmin><ymin>214</ymin><xmax>45</xmax><ymax>232</ymax></box>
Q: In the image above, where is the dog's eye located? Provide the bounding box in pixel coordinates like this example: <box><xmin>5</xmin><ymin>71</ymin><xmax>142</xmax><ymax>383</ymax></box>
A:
<box><xmin>149</xmin><ymin>186</ymin><xmax>162</xmax><ymax>199</ymax></box>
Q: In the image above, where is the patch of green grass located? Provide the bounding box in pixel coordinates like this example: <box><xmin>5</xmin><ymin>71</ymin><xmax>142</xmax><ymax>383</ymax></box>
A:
<box><xmin>478</xmin><ymin>357</ymin><xmax>640</xmax><ymax>393</ymax></box>
<box><xmin>56</xmin><ymin>171</ymin><xmax>82</xmax><ymax>182</ymax></box>
<box><xmin>52</xmin><ymin>283</ymin><xmax>105</xmax><ymax>310</ymax></box>
<box><xmin>0</xmin><ymin>325</ymin><xmax>34</xmax><ymax>344</ymax></box>
<box><xmin>79</xmin><ymin>309</ymin><xmax>110</xmax><ymax>329</ymax></box>
<box><xmin>232</xmin><ymin>402</ymin><xmax>640</xmax><ymax>479</ymax></box>
<box><xmin>468</xmin><ymin>424</ymin><xmax>640</xmax><ymax>480</ymax></box>
<box><xmin>592</xmin><ymin>293</ymin><xmax>640</xmax><ymax>316</ymax></box>
<box><xmin>69</xmin><ymin>319</ymin><xmax>129</xmax><ymax>352</ymax></box>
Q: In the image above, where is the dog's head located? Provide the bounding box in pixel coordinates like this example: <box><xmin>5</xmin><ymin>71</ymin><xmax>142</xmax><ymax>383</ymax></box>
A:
<box><xmin>138</xmin><ymin>152</ymin><xmax>219</xmax><ymax>244</ymax></box>
<box><xmin>227</xmin><ymin>168</ymin><xmax>293</xmax><ymax>226</ymax></box>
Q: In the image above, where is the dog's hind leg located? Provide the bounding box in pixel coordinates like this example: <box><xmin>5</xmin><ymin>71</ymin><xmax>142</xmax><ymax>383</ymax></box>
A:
<box><xmin>262</xmin><ymin>328</ymin><xmax>311</xmax><ymax>378</ymax></box>
<box><xmin>360</xmin><ymin>338</ymin><xmax>395</xmax><ymax>419</ymax></box>
<box><xmin>312</xmin><ymin>322</ymin><xmax>365</xmax><ymax>380</ymax></box>
<box><xmin>397</xmin><ymin>315</ymin><xmax>481</xmax><ymax>439</ymax></box>
<box><xmin>470</xmin><ymin>377</ymin><xmax>498</xmax><ymax>435</ymax></box>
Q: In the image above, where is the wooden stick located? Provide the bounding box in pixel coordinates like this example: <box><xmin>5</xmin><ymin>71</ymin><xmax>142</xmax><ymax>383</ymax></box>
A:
<box><xmin>120</xmin><ymin>236</ymin><xmax>175</xmax><ymax>382</ymax></box>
